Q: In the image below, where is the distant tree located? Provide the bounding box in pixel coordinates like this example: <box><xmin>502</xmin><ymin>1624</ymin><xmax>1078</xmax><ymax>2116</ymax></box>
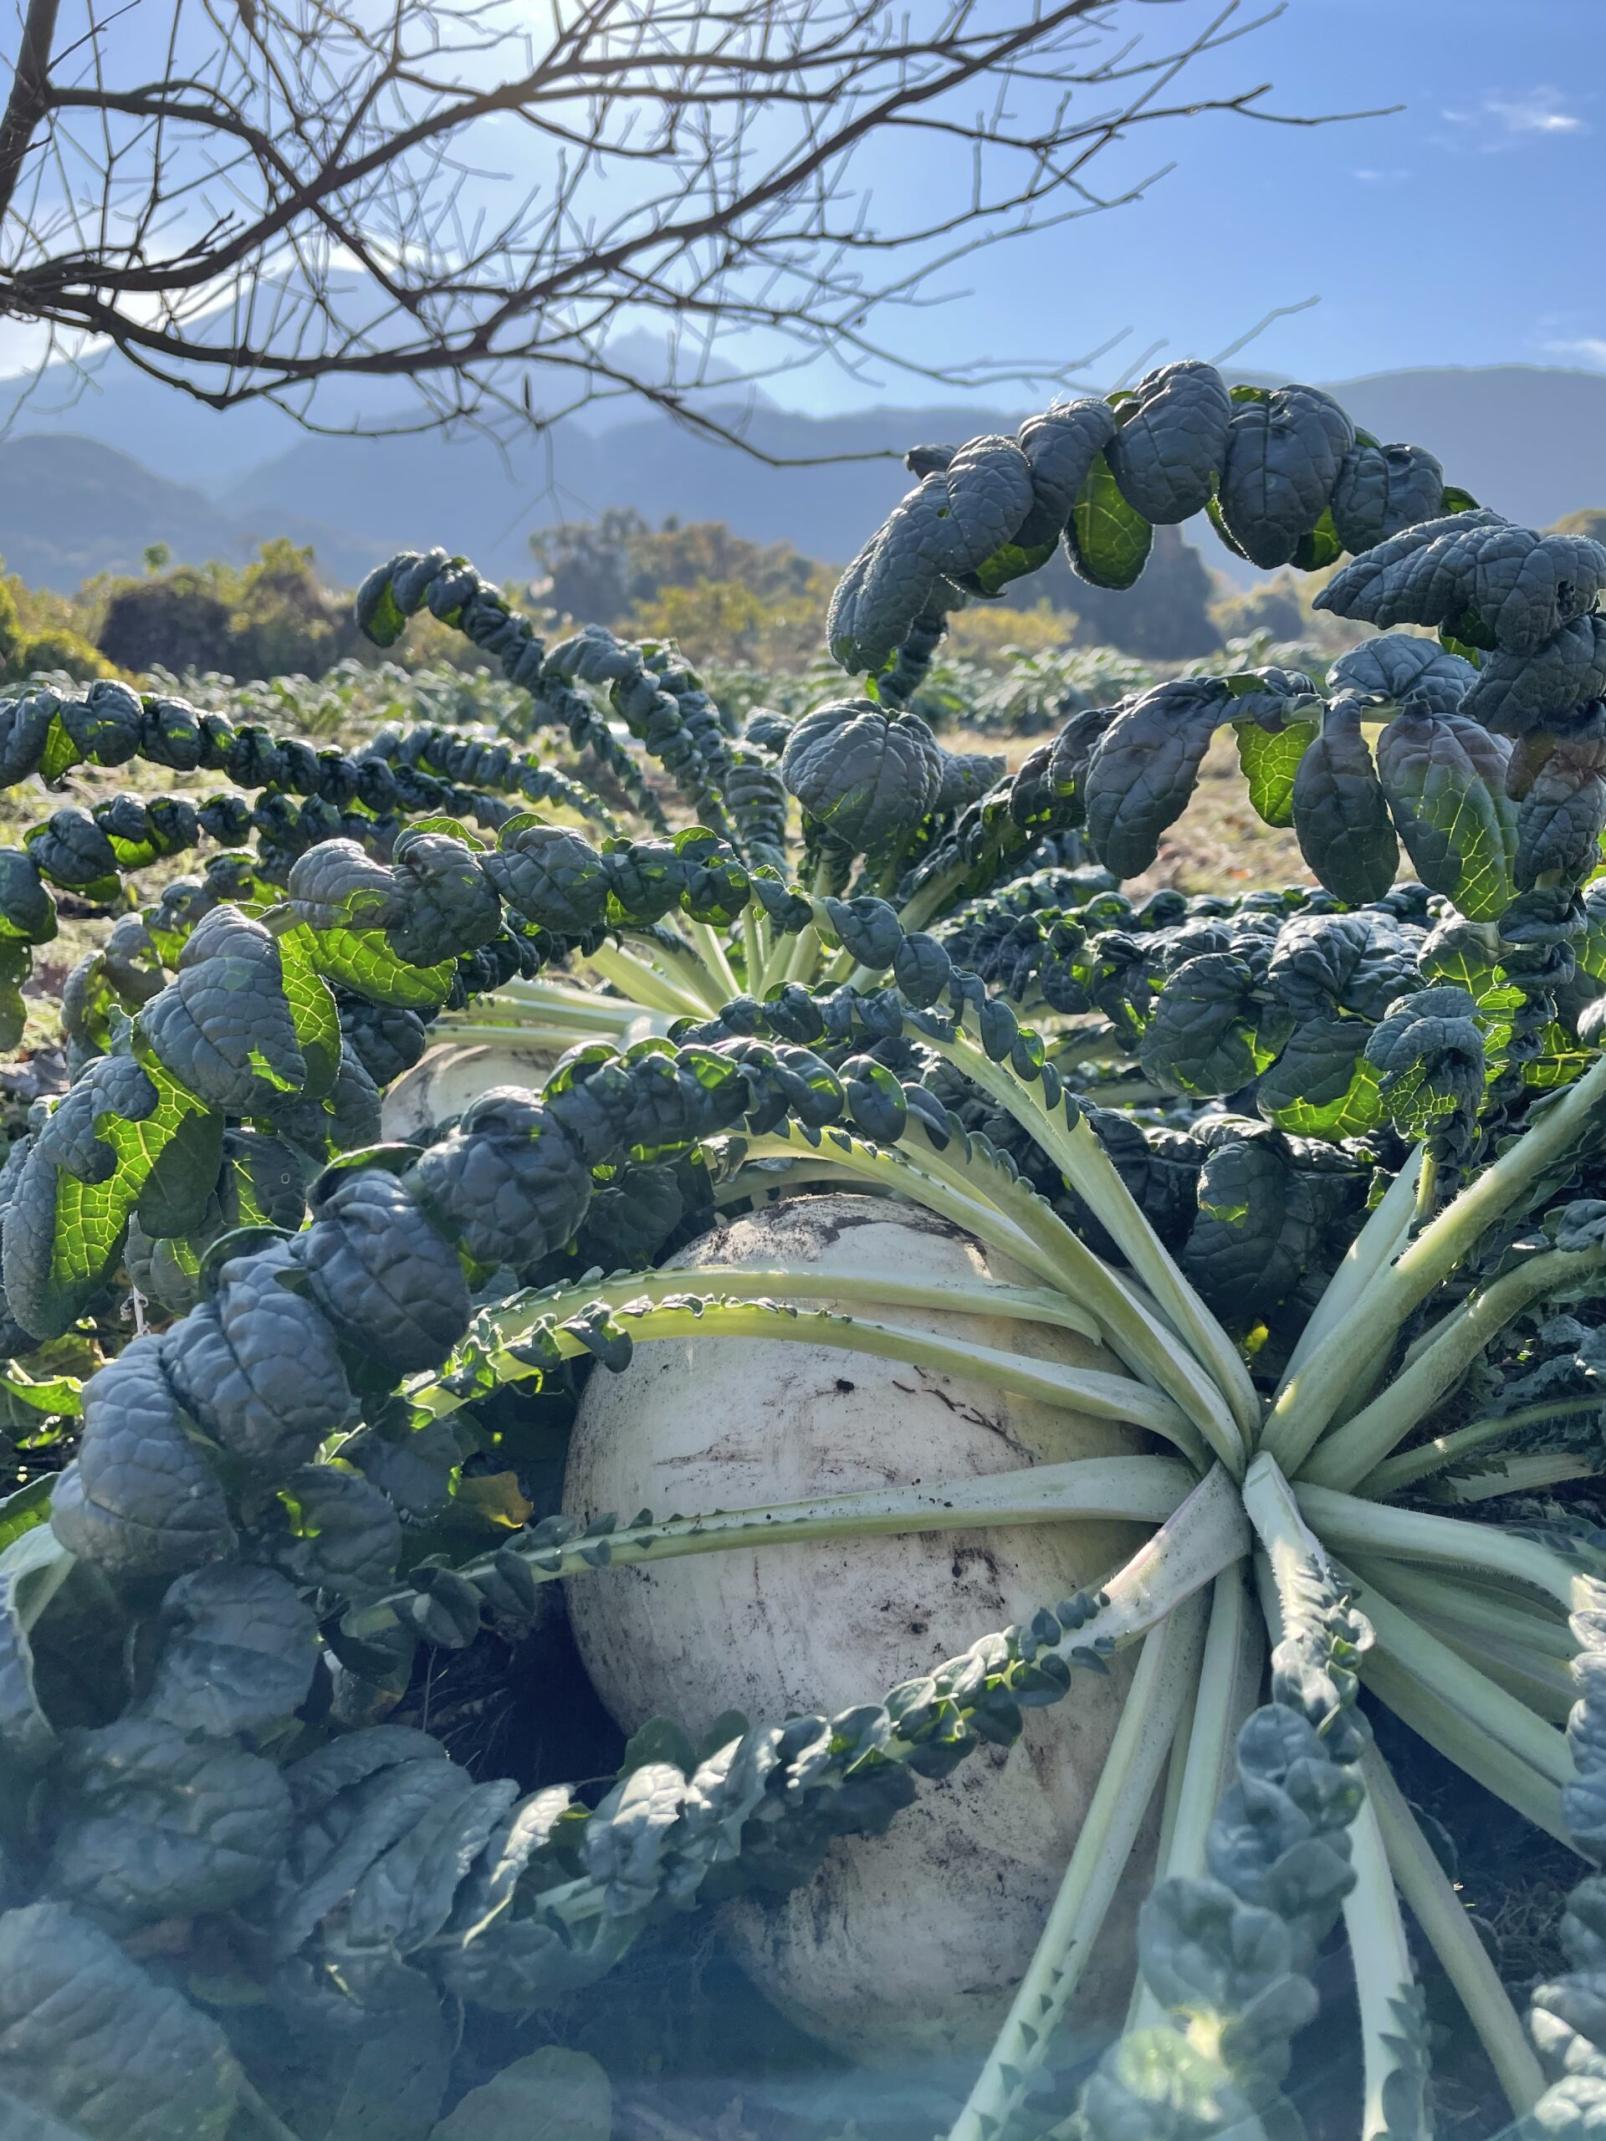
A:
<box><xmin>1552</xmin><ymin>509</ymin><xmax>1606</xmax><ymax>545</ymax></box>
<box><xmin>95</xmin><ymin>540</ymin><xmax>355</xmax><ymax>679</ymax></box>
<box><xmin>142</xmin><ymin>542</ymin><xmax>170</xmax><ymax>576</ymax></box>
<box><xmin>1210</xmin><ymin>572</ymin><xmax>1309</xmax><ymax>647</ymax></box>
<box><xmin>96</xmin><ymin>566</ymin><xmax>235</xmax><ymax>676</ymax></box>
<box><xmin>529</xmin><ymin>511</ymin><xmax>649</xmax><ymax>625</ymax></box>
<box><xmin>0</xmin><ymin>1</ymin><xmax>1348</xmax><ymax>457</ymax></box>
<box><xmin>532</xmin><ymin>514</ymin><xmax>824</xmax><ymax>626</ymax></box>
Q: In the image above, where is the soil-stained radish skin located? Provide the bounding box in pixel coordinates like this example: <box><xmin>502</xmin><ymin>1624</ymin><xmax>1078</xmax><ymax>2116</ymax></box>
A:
<box><xmin>563</xmin><ymin>1192</ymin><xmax>1155</xmax><ymax>2064</ymax></box>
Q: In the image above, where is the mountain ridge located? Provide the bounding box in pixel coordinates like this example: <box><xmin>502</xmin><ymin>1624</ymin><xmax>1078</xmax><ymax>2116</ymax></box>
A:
<box><xmin>5</xmin><ymin>364</ymin><xmax>1604</xmax><ymax>595</ymax></box>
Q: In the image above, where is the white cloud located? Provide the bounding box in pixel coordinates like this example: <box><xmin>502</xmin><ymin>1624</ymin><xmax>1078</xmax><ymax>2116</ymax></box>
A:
<box><xmin>1441</xmin><ymin>86</ymin><xmax>1588</xmax><ymax>142</ymax></box>
<box><xmin>1352</xmin><ymin>167</ymin><xmax>1413</xmax><ymax>185</ymax></box>
<box><xmin>1542</xmin><ymin>336</ymin><xmax>1606</xmax><ymax>368</ymax></box>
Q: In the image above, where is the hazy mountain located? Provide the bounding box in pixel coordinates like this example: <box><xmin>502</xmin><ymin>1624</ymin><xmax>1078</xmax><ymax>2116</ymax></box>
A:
<box><xmin>222</xmin><ymin>364</ymin><xmax>1606</xmax><ymax>589</ymax></box>
<box><xmin>0</xmin><ymin>321</ymin><xmax>776</xmax><ymax>494</ymax></box>
<box><xmin>6</xmin><ymin>364</ymin><xmax>1605</xmax><ymax>594</ymax></box>
<box><xmin>0</xmin><ymin>435</ymin><xmax>379</xmax><ymax>589</ymax></box>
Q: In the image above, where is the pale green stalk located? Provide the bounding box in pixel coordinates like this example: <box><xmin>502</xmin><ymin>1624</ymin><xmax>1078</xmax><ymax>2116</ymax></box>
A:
<box><xmin>587</xmin><ymin>940</ymin><xmax>707</xmax><ymax>1018</ymax></box>
<box><xmin>344</xmin><ymin>1453</ymin><xmax>1194</xmax><ymax>1644</ymax></box>
<box><xmin>720</xmin><ymin>1130</ymin><xmax>1073</xmax><ymax>1288</ymax></box>
<box><xmin>1345</xmin><ymin>1556</ymin><xmax>1572</xmax><ymax>1663</ymax></box>
<box><xmin>1295</xmin><ymin>1485</ymin><xmax>1585</xmax><ymax>1609</ymax></box>
<box><xmin>478</xmin><ymin>1259</ymin><xmax>1107</xmax><ymax>1347</ymax></box>
<box><xmin>1430</xmin><ymin>1452</ymin><xmax>1601</xmax><ymax>1502</ymax></box>
<box><xmin>1414</xmin><ymin>1622</ymin><xmax>1576</xmax><ymax>1724</ymax></box>
<box><xmin>625</xmin><ymin>928</ymin><xmax>733</xmax><ymax>1014</ymax></box>
<box><xmin>1275</xmin><ymin>1148</ymin><xmax>1423</xmax><ymax>1398</ymax></box>
<box><xmin>1344</xmin><ymin>1567</ymin><xmax>1573</xmax><ymax>1785</ymax></box>
<box><xmin>1339</xmin><ymin>1786</ymin><xmax>1426</xmax><ymax>2141</ymax></box>
<box><xmin>946</xmin><ymin>1595</ymin><xmax>1209</xmax><ymax>2141</ymax></box>
<box><xmin>1362</xmin><ymin>1398</ymin><xmax>1606</xmax><ymax>1498</ymax></box>
<box><xmin>1126</xmin><ymin>1569</ymin><xmax>1260</xmax><ymax>2036</ymax></box>
<box><xmin>1361</xmin><ymin>1747</ymin><xmax>1545</xmax><ymax>2120</ymax></box>
<box><xmin>684</xmin><ymin>916</ymin><xmax>743</xmax><ymax>1003</ymax></box>
<box><xmin>733</xmin><ymin>1121</ymin><xmax>1235</xmax><ymax>1468</ymax></box>
<box><xmin>415</xmin><ymin>1294</ymin><xmax>1198</xmax><ymax>1447</ymax></box>
<box><xmin>1265</xmin><ymin>1046</ymin><xmax>1606</xmax><ymax>1471</ymax></box>
<box><xmin>1302</xmin><ymin>1248</ymin><xmax>1606</xmax><ymax>1491</ymax></box>
<box><xmin>893</xmin><ymin>1108</ymin><xmax>1246</xmax><ymax>1465</ymax></box>
<box><xmin>741</xmin><ymin>906</ymin><xmax>764</xmax><ymax>993</ymax></box>
<box><xmin>1360</xmin><ymin>1648</ymin><xmax>1571</xmax><ymax>1845</ymax></box>
<box><xmin>931</xmin><ymin>1024</ymin><xmax>1259</xmax><ymax>1456</ymax></box>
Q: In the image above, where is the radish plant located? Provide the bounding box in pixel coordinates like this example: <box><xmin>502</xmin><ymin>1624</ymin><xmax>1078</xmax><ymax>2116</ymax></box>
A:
<box><xmin>0</xmin><ymin>364</ymin><xmax>1605</xmax><ymax>2138</ymax></box>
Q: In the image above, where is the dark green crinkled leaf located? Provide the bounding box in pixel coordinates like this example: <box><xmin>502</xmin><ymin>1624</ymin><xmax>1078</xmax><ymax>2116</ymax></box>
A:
<box><xmin>0</xmin><ymin>1902</ymin><xmax>241</xmax><ymax>2141</ymax></box>
<box><xmin>1</xmin><ymin>1048</ymin><xmax>219</xmax><ymax>1337</ymax></box>
<box><xmin>259</xmin><ymin>1463</ymin><xmax>404</xmax><ymax>1604</ymax></box>
<box><xmin>1257</xmin><ymin>1020</ymin><xmax>1383</xmax><ymax>1138</ymax></box>
<box><xmin>1292</xmin><ymin>706</ymin><xmax>1399</xmax><ymax>904</ymax></box>
<box><xmin>270</xmin><ymin>1975</ymin><xmax>455</xmax><ymax>2141</ymax></box>
<box><xmin>780</xmin><ymin>701</ymin><xmax>944</xmax><ymax>857</ymax></box>
<box><xmin>47</xmin><ymin>1716</ymin><xmax>291</xmax><ymax>1928</ymax></box>
<box><xmin>0</xmin><ymin>848</ymin><xmax>56</xmax><ymax>945</ymax></box>
<box><xmin>1106</xmin><ymin>362</ymin><xmax>1232</xmax><ymax>524</ymax></box>
<box><xmin>1317</xmin><ymin>511</ymin><xmax>1606</xmax><ymax>655</ymax></box>
<box><xmin>1065</xmin><ymin>450</ymin><xmax>1154</xmax><ymax>589</ymax></box>
<box><xmin>970</xmin><ymin>398</ymin><xmax>1116</xmax><ymax>590</ymax></box>
<box><xmin>1462</xmin><ymin>614</ymin><xmax>1606</xmax><ymax>737</ymax></box>
<box><xmin>1328</xmin><ymin>634</ymin><xmax>1477</xmax><ymax>715</ymax></box>
<box><xmin>826</xmin><ymin>436</ymin><xmax>1035</xmax><ymax>671</ymax></box>
<box><xmin>163</xmin><ymin>1240</ymin><xmax>357</xmax><ymax>1474</ymax></box>
<box><xmin>1515</xmin><ymin>741</ymin><xmax>1606</xmax><ymax>890</ymax></box>
<box><xmin>1373</xmin><ymin>709</ymin><xmax>1516</xmax><ymax>920</ymax></box>
<box><xmin>1265</xmin><ymin>910</ymin><xmax>1425</xmax><ymax>1022</ymax></box>
<box><xmin>51</xmin><ymin>1338</ymin><xmax>236</xmax><ymax>1579</ymax></box>
<box><xmin>1137</xmin><ymin>954</ymin><xmax>1262</xmax><ymax>1096</ymax></box>
<box><xmin>1329</xmin><ymin>441</ymin><xmax>1445</xmax><ymax>553</ymax></box>
<box><xmin>296</xmin><ymin>1167</ymin><xmax>469</xmax><ymax>1371</ymax></box>
<box><xmin>1218</xmin><ymin>385</ymin><xmax>1354</xmax><ymax>568</ymax></box>
<box><xmin>482</xmin><ymin>823</ymin><xmax>609</xmax><ymax>934</ymax></box>
<box><xmin>138</xmin><ymin>905</ymin><xmax>312</xmax><ymax>1116</ymax></box>
<box><xmin>285</xmin><ymin>843</ymin><xmax>457</xmax><ymax>1009</ymax></box>
<box><xmin>1364</xmin><ymin>986</ymin><xmax>1485</xmax><ymax>1141</ymax></box>
<box><xmin>1180</xmin><ymin>1128</ymin><xmax>1363</xmax><ymax>1324</ymax></box>
<box><xmin>1083</xmin><ymin>680</ymin><xmax>1231</xmax><ymax>875</ymax></box>
<box><xmin>143</xmin><ymin>1563</ymin><xmax>319</xmax><ymax>1738</ymax></box>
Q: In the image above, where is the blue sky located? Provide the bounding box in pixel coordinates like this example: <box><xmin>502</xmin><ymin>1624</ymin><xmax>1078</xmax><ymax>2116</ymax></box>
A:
<box><xmin>1</xmin><ymin>0</ymin><xmax>1600</xmax><ymax>419</ymax></box>
<box><xmin>805</xmin><ymin>0</ymin><xmax>1606</xmax><ymax>410</ymax></box>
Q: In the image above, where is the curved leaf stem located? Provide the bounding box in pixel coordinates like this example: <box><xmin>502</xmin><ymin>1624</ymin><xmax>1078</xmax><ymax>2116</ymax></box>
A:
<box><xmin>1340</xmin><ymin>1781</ymin><xmax>1428</xmax><ymax>2141</ymax></box>
<box><xmin>1264</xmin><ymin>1047</ymin><xmax>1606</xmax><ymax>1472</ymax></box>
<box><xmin>945</xmin><ymin>1594</ymin><xmax>1209</xmax><ymax>2141</ymax></box>
<box><xmin>931</xmin><ymin>1023</ymin><xmax>1259</xmax><ymax>1458</ymax></box>
<box><xmin>1360</xmin><ymin>1398</ymin><xmax>1606</xmax><ymax>1498</ymax></box>
<box><xmin>1361</xmin><ymin>1646</ymin><xmax>1572</xmax><ymax>1846</ymax></box>
<box><xmin>1301</xmin><ymin>1247</ymin><xmax>1606</xmax><ymax>1492</ymax></box>
<box><xmin>587</xmin><ymin>939</ymin><xmax>709</xmax><ymax>1018</ymax></box>
<box><xmin>1296</xmin><ymin>1484</ymin><xmax>1587</xmax><ymax>1610</ymax></box>
<box><xmin>420</xmin><ymin>1293</ymin><xmax>1199</xmax><ymax>1447</ymax></box>
<box><xmin>1276</xmin><ymin>1146</ymin><xmax>1423</xmax><ymax>1399</ymax></box>
<box><xmin>1126</xmin><ymin>1567</ymin><xmax>1261</xmax><ymax>2036</ymax></box>
<box><xmin>1360</xmin><ymin>1745</ymin><xmax>1546</xmax><ymax>2120</ymax></box>
<box><xmin>1342</xmin><ymin>1562</ymin><xmax>1574</xmax><ymax>1784</ymax></box>
<box><xmin>344</xmin><ymin>1453</ymin><xmax>1195</xmax><ymax>1645</ymax></box>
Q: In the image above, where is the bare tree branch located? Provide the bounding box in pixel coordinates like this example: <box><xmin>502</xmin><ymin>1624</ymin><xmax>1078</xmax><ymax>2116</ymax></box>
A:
<box><xmin>0</xmin><ymin>0</ymin><xmax>1379</xmax><ymax>461</ymax></box>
